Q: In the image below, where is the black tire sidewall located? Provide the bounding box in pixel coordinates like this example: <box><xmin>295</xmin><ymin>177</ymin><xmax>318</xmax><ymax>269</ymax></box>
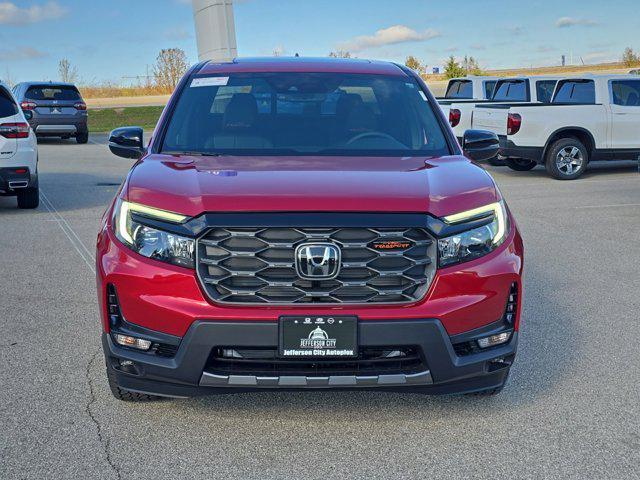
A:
<box><xmin>17</xmin><ymin>186</ymin><xmax>39</xmax><ymax>209</ymax></box>
<box><xmin>545</xmin><ymin>138</ymin><xmax>588</xmax><ymax>180</ymax></box>
<box><xmin>506</xmin><ymin>158</ymin><xmax>537</xmax><ymax>171</ymax></box>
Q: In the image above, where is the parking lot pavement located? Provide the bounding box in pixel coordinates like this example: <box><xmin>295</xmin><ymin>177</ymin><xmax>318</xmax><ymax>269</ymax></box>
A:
<box><xmin>1</xmin><ymin>137</ymin><xmax>639</xmax><ymax>480</ymax></box>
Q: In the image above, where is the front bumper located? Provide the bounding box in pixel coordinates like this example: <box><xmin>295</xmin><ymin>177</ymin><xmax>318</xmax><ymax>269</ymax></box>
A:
<box><xmin>104</xmin><ymin>319</ymin><xmax>517</xmax><ymax>397</ymax></box>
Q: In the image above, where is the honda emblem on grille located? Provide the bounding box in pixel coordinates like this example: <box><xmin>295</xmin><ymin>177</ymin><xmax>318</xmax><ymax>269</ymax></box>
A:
<box><xmin>295</xmin><ymin>243</ymin><xmax>341</xmax><ymax>280</ymax></box>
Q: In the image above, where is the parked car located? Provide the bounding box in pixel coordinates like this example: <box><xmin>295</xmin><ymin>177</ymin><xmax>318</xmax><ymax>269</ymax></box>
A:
<box><xmin>0</xmin><ymin>81</ymin><xmax>39</xmax><ymax>208</ymax></box>
<box><xmin>473</xmin><ymin>75</ymin><xmax>640</xmax><ymax>179</ymax></box>
<box><xmin>98</xmin><ymin>57</ymin><xmax>523</xmax><ymax>401</ymax></box>
<box><xmin>629</xmin><ymin>69</ymin><xmax>640</xmax><ymax>75</ymax></box>
<box><xmin>445</xmin><ymin>76</ymin><xmax>561</xmax><ymax>144</ymax></box>
<box><xmin>12</xmin><ymin>82</ymin><xmax>88</xmax><ymax>144</ymax></box>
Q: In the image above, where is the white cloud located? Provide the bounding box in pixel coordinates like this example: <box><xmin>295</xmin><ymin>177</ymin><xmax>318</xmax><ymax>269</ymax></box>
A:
<box><xmin>0</xmin><ymin>1</ymin><xmax>66</xmax><ymax>25</ymax></box>
<box><xmin>0</xmin><ymin>46</ymin><xmax>48</xmax><ymax>60</ymax></box>
<box><xmin>338</xmin><ymin>25</ymin><xmax>441</xmax><ymax>53</ymax></box>
<box><xmin>555</xmin><ymin>17</ymin><xmax>597</xmax><ymax>28</ymax></box>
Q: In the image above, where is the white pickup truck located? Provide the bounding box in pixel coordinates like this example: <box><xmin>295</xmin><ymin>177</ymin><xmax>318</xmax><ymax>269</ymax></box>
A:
<box><xmin>472</xmin><ymin>75</ymin><xmax>640</xmax><ymax>179</ymax></box>
<box><xmin>440</xmin><ymin>76</ymin><xmax>560</xmax><ymax>146</ymax></box>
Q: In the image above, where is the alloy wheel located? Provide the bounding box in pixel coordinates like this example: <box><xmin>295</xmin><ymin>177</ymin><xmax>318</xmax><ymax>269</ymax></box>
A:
<box><xmin>555</xmin><ymin>146</ymin><xmax>584</xmax><ymax>175</ymax></box>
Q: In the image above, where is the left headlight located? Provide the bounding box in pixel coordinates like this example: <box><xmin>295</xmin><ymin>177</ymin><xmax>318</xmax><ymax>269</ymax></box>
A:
<box><xmin>438</xmin><ymin>201</ymin><xmax>509</xmax><ymax>267</ymax></box>
<box><xmin>113</xmin><ymin>199</ymin><xmax>195</xmax><ymax>269</ymax></box>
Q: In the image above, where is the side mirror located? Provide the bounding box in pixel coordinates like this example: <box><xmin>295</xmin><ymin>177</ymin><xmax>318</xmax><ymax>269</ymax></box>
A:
<box><xmin>23</xmin><ymin>110</ymin><xmax>33</xmax><ymax>121</ymax></box>
<box><xmin>109</xmin><ymin>127</ymin><xmax>145</xmax><ymax>159</ymax></box>
<box><xmin>462</xmin><ymin>130</ymin><xmax>500</xmax><ymax>162</ymax></box>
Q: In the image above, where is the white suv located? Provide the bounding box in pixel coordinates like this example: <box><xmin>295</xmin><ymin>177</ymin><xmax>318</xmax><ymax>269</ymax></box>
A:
<box><xmin>0</xmin><ymin>81</ymin><xmax>38</xmax><ymax>208</ymax></box>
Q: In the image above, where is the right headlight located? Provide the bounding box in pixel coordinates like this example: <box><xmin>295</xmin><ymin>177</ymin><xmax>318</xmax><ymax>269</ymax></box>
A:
<box><xmin>112</xmin><ymin>199</ymin><xmax>195</xmax><ymax>269</ymax></box>
<box><xmin>437</xmin><ymin>201</ymin><xmax>509</xmax><ymax>267</ymax></box>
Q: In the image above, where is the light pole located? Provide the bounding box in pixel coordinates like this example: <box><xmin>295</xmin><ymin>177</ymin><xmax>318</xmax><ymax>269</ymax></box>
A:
<box><xmin>192</xmin><ymin>0</ymin><xmax>238</xmax><ymax>62</ymax></box>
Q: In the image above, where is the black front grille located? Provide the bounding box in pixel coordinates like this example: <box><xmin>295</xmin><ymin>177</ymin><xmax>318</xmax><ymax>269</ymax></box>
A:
<box><xmin>206</xmin><ymin>346</ymin><xmax>426</xmax><ymax>376</ymax></box>
<box><xmin>197</xmin><ymin>227</ymin><xmax>436</xmax><ymax>304</ymax></box>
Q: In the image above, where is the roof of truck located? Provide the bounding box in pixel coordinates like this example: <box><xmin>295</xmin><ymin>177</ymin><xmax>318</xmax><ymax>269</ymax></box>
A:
<box><xmin>199</xmin><ymin>57</ymin><xmax>407</xmax><ymax>76</ymax></box>
<box><xmin>557</xmin><ymin>74</ymin><xmax>640</xmax><ymax>80</ymax></box>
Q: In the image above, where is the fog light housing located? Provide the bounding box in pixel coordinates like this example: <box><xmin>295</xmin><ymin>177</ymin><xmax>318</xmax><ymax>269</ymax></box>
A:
<box><xmin>477</xmin><ymin>331</ymin><xmax>512</xmax><ymax>349</ymax></box>
<box><xmin>114</xmin><ymin>333</ymin><xmax>152</xmax><ymax>351</ymax></box>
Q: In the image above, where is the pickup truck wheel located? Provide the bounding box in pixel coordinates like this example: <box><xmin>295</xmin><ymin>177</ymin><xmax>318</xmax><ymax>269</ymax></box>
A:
<box><xmin>106</xmin><ymin>366</ymin><xmax>162</xmax><ymax>402</ymax></box>
<box><xmin>545</xmin><ymin>138</ymin><xmax>588</xmax><ymax>180</ymax></box>
<box><xmin>506</xmin><ymin>158</ymin><xmax>537</xmax><ymax>171</ymax></box>
<box><xmin>76</xmin><ymin>132</ymin><xmax>89</xmax><ymax>144</ymax></box>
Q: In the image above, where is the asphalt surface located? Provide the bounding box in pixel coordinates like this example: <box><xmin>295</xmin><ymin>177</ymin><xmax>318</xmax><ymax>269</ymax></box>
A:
<box><xmin>1</xmin><ymin>137</ymin><xmax>639</xmax><ymax>480</ymax></box>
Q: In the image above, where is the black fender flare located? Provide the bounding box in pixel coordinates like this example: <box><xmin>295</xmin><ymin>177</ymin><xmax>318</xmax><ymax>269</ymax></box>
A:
<box><xmin>542</xmin><ymin>127</ymin><xmax>596</xmax><ymax>161</ymax></box>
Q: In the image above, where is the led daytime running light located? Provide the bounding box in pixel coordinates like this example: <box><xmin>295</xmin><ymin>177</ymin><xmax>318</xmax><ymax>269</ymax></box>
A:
<box><xmin>443</xmin><ymin>202</ymin><xmax>506</xmax><ymax>245</ymax></box>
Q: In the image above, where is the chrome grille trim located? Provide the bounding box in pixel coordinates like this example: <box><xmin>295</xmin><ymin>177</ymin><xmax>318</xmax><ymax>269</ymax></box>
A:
<box><xmin>196</xmin><ymin>227</ymin><xmax>437</xmax><ymax>305</ymax></box>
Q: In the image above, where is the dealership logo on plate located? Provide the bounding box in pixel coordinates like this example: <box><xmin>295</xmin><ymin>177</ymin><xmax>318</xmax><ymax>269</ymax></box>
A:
<box><xmin>300</xmin><ymin>326</ymin><xmax>336</xmax><ymax>350</ymax></box>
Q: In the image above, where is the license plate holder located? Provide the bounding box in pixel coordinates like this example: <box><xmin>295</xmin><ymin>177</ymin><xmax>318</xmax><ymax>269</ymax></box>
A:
<box><xmin>279</xmin><ymin>316</ymin><xmax>358</xmax><ymax>358</ymax></box>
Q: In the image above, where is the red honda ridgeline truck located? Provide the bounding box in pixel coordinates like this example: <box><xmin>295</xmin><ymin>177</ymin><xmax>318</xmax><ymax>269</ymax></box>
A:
<box><xmin>98</xmin><ymin>58</ymin><xmax>523</xmax><ymax>401</ymax></box>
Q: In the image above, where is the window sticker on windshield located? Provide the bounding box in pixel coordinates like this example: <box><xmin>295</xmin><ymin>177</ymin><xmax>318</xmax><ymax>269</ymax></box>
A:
<box><xmin>419</xmin><ymin>90</ymin><xmax>428</xmax><ymax>101</ymax></box>
<box><xmin>191</xmin><ymin>77</ymin><xmax>229</xmax><ymax>88</ymax></box>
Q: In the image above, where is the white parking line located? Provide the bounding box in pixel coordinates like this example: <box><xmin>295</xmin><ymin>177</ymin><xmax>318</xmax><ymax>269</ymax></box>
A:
<box><xmin>40</xmin><ymin>190</ymin><xmax>96</xmax><ymax>274</ymax></box>
<box><xmin>575</xmin><ymin>203</ymin><xmax>640</xmax><ymax>210</ymax></box>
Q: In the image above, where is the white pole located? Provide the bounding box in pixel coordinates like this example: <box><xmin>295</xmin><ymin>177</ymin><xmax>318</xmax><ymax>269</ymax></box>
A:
<box><xmin>192</xmin><ymin>0</ymin><xmax>238</xmax><ymax>62</ymax></box>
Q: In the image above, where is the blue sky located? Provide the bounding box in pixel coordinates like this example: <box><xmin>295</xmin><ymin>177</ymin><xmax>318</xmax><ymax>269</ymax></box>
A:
<box><xmin>0</xmin><ymin>0</ymin><xmax>638</xmax><ymax>86</ymax></box>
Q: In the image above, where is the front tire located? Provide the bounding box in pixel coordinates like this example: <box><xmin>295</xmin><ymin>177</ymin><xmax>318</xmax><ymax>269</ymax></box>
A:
<box><xmin>106</xmin><ymin>366</ymin><xmax>162</xmax><ymax>402</ymax></box>
<box><xmin>506</xmin><ymin>158</ymin><xmax>537</xmax><ymax>171</ymax></box>
<box><xmin>76</xmin><ymin>132</ymin><xmax>89</xmax><ymax>144</ymax></box>
<box><xmin>545</xmin><ymin>138</ymin><xmax>588</xmax><ymax>180</ymax></box>
<box><xmin>17</xmin><ymin>186</ymin><xmax>39</xmax><ymax>209</ymax></box>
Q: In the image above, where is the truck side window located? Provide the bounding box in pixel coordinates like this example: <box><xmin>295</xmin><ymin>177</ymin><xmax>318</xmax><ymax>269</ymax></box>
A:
<box><xmin>483</xmin><ymin>81</ymin><xmax>496</xmax><ymax>99</ymax></box>
<box><xmin>611</xmin><ymin>80</ymin><xmax>640</xmax><ymax>106</ymax></box>
<box><xmin>535</xmin><ymin>81</ymin><xmax>557</xmax><ymax>103</ymax></box>
<box><xmin>553</xmin><ymin>80</ymin><xmax>596</xmax><ymax>104</ymax></box>
<box><xmin>445</xmin><ymin>80</ymin><xmax>472</xmax><ymax>99</ymax></box>
<box><xmin>492</xmin><ymin>80</ymin><xmax>527</xmax><ymax>101</ymax></box>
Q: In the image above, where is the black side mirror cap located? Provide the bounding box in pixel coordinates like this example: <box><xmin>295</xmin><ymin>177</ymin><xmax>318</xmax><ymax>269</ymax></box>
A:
<box><xmin>23</xmin><ymin>110</ymin><xmax>33</xmax><ymax>121</ymax></box>
<box><xmin>109</xmin><ymin>127</ymin><xmax>145</xmax><ymax>159</ymax></box>
<box><xmin>462</xmin><ymin>129</ymin><xmax>500</xmax><ymax>162</ymax></box>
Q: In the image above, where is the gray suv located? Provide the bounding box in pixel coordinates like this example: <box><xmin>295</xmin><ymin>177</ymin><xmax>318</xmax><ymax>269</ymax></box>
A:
<box><xmin>12</xmin><ymin>82</ymin><xmax>88</xmax><ymax>144</ymax></box>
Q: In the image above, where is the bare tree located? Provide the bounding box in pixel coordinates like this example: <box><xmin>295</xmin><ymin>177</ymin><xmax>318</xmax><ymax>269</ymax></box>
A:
<box><xmin>328</xmin><ymin>50</ymin><xmax>352</xmax><ymax>58</ymax></box>
<box><xmin>58</xmin><ymin>58</ymin><xmax>78</xmax><ymax>83</ymax></box>
<box><xmin>153</xmin><ymin>48</ymin><xmax>188</xmax><ymax>91</ymax></box>
<box><xmin>3</xmin><ymin>67</ymin><xmax>16</xmax><ymax>88</ymax></box>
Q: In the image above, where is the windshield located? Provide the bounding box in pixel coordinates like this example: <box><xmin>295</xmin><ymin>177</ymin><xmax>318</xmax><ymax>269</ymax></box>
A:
<box><xmin>161</xmin><ymin>72</ymin><xmax>450</xmax><ymax>157</ymax></box>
